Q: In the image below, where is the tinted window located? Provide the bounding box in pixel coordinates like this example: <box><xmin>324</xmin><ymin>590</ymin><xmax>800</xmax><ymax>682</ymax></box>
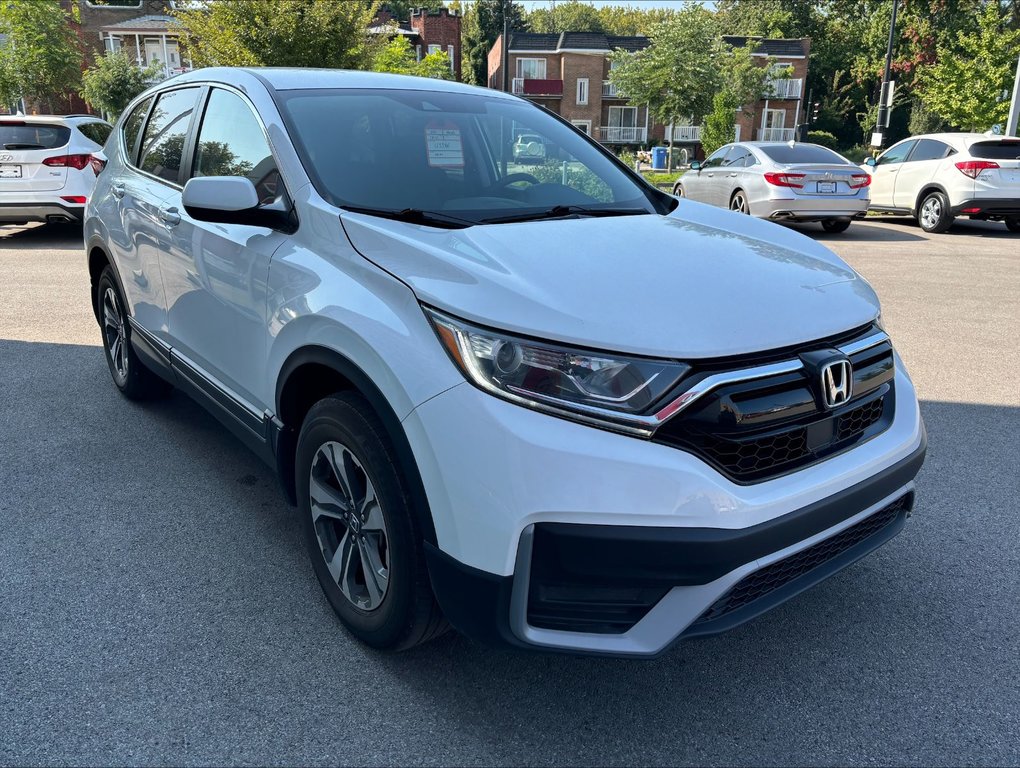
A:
<box><xmin>876</xmin><ymin>140</ymin><xmax>916</xmax><ymax>166</ymax></box>
<box><xmin>192</xmin><ymin>89</ymin><xmax>281</xmax><ymax>205</ymax></box>
<box><xmin>278</xmin><ymin>89</ymin><xmax>666</xmax><ymax>223</ymax></box>
<box><xmin>757</xmin><ymin>144</ymin><xmax>851</xmax><ymax>165</ymax></box>
<box><xmin>0</xmin><ymin>122</ymin><xmax>70</xmax><ymax>150</ymax></box>
<box><xmin>138</xmin><ymin>87</ymin><xmax>200</xmax><ymax>182</ymax></box>
<box><xmin>121</xmin><ymin>97</ymin><xmax>152</xmax><ymax>165</ymax></box>
<box><xmin>77</xmin><ymin>121</ymin><xmax>113</xmax><ymax>146</ymax></box>
<box><xmin>968</xmin><ymin>140</ymin><xmax>1020</xmax><ymax>160</ymax></box>
<box><xmin>908</xmin><ymin>138</ymin><xmax>953</xmax><ymax>162</ymax></box>
<box><xmin>701</xmin><ymin>146</ymin><xmax>729</xmax><ymax>168</ymax></box>
<box><xmin>722</xmin><ymin>147</ymin><xmax>752</xmax><ymax>167</ymax></box>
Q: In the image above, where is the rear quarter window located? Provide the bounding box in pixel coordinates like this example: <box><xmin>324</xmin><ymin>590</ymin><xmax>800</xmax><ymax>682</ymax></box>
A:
<box><xmin>77</xmin><ymin>122</ymin><xmax>113</xmax><ymax>146</ymax></box>
<box><xmin>121</xmin><ymin>97</ymin><xmax>153</xmax><ymax>166</ymax></box>
<box><xmin>968</xmin><ymin>141</ymin><xmax>1020</xmax><ymax>160</ymax></box>
<box><xmin>0</xmin><ymin>122</ymin><xmax>71</xmax><ymax>150</ymax></box>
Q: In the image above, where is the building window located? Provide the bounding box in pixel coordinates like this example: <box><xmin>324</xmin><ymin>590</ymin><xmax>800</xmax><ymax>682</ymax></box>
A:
<box><xmin>428</xmin><ymin>44</ymin><xmax>441</xmax><ymax>55</ymax></box>
<box><xmin>515</xmin><ymin>58</ymin><xmax>547</xmax><ymax>80</ymax></box>
<box><xmin>448</xmin><ymin>44</ymin><xmax>455</xmax><ymax>72</ymax></box>
<box><xmin>576</xmin><ymin>77</ymin><xmax>588</xmax><ymax>106</ymax></box>
<box><xmin>571</xmin><ymin>120</ymin><xmax>592</xmax><ymax>136</ymax></box>
<box><xmin>608</xmin><ymin>105</ymin><xmax>637</xmax><ymax>129</ymax></box>
<box><xmin>416</xmin><ymin>45</ymin><xmax>421</xmax><ymax>61</ymax></box>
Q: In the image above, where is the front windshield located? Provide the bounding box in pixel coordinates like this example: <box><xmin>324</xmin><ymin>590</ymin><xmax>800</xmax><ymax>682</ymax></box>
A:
<box><xmin>277</xmin><ymin>88</ymin><xmax>668</xmax><ymax>223</ymax></box>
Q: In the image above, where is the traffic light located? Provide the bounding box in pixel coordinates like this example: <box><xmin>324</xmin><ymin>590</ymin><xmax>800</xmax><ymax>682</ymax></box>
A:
<box><xmin>811</xmin><ymin>101</ymin><xmax>821</xmax><ymax>123</ymax></box>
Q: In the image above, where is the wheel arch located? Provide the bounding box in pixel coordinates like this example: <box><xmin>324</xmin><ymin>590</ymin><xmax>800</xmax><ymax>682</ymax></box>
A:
<box><xmin>86</xmin><ymin>236</ymin><xmax>124</xmax><ymax>324</ymax></box>
<box><xmin>274</xmin><ymin>344</ymin><xmax>438</xmax><ymax>545</ymax></box>
<box><xmin>913</xmin><ymin>183</ymin><xmax>950</xmax><ymax>217</ymax></box>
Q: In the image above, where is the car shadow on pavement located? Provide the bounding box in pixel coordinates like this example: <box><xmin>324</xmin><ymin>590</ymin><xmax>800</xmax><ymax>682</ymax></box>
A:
<box><xmin>787</xmin><ymin>220</ymin><xmax>928</xmax><ymax>243</ymax></box>
<box><xmin>2</xmin><ymin>338</ymin><xmax>1018</xmax><ymax>765</ymax></box>
<box><xmin>0</xmin><ymin>222</ymin><xmax>84</xmax><ymax>250</ymax></box>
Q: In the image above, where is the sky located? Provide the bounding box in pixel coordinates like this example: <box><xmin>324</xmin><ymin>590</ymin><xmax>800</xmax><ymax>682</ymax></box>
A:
<box><xmin>517</xmin><ymin>1</ymin><xmax>712</xmax><ymax>9</ymax></box>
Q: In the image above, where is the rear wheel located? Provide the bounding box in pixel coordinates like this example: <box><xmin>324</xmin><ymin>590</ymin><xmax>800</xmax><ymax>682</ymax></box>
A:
<box><xmin>821</xmin><ymin>218</ymin><xmax>852</xmax><ymax>233</ymax></box>
<box><xmin>672</xmin><ymin>182</ymin><xmax>685</xmax><ymax>197</ymax></box>
<box><xmin>729</xmin><ymin>190</ymin><xmax>750</xmax><ymax>214</ymax></box>
<box><xmin>917</xmin><ymin>191</ymin><xmax>954</xmax><ymax>233</ymax></box>
<box><xmin>97</xmin><ymin>267</ymin><xmax>171</xmax><ymax>400</ymax></box>
<box><xmin>1005</xmin><ymin>217</ymin><xmax>1020</xmax><ymax>233</ymax></box>
<box><xmin>296</xmin><ymin>393</ymin><xmax>447</xmax><ymax>651</ymax></box>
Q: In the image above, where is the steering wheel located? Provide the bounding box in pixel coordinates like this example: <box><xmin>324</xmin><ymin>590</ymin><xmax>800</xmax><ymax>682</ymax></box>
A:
<box><xmin>495</xmin><ymin>172</ymin><xmax>541</xmax><ymax>189</ymax></box>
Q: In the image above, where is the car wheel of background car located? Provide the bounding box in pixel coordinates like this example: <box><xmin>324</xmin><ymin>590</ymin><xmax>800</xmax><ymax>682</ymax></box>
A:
<box><xmin>917</xmin><ymin>191</ymin><xmax>954</xmax><ymax>233</ymax></box>
<box><xmin>821</xmin><ymin>218</ymin><xmax>852</xmax><ymax>233</ymax></box>
<box><xmin>1005</xmin><ymin>217</ymin><xmax>1020</xmax><ymax>233</ymax></box>
<box><xmin>97</xmin><ymin>267</ymin><xmax>172</xmax><ymax>400</ymax></box>
<box><xmin>730</xmin><ymin>190</ymin><xmax>750</xmax><ymax>214</ymax></box>
<box><xmin>296</xmin><ymin>393</ymin><xmax>447</xmax><ymax>651</ymax></box>
<box><xmin>672</xmin><ymin>182</ymin><xmax>685</xmax><ymax>197</ymax></box>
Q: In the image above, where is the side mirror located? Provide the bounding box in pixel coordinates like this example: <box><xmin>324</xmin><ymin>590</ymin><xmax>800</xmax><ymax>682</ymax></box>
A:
<box><xmin>689</xmin><ymin>160</ymin><xmax>702</xmax><ymax>171</ymax></box>
<box><xmin>865</xmin><ymin>156</ymin><xmax>877</xmax><ymax>167</ymax></box>
<box><xmin>182</xmin><ymin>176</ymin><xmax>295</xmax><ymax>231</ymax></box>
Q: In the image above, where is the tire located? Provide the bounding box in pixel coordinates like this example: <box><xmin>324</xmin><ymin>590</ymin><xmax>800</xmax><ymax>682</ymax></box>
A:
<box><xmin>729</xmin><ymin>190</ymin><xmax>750</xmax><ymax>214</ymax></box>
<box><xmin>917</xmin><ymin>191</ymin><xmax>954</xmax><ymax>233</ymax></box>
<box><xmin>296</xmin><ymin>393</ymin><xmax>447</xmax><ymax>651</ymax></box>
<box><xmin>672</xmin><ymin>182</ymin><xmax>684</xmax><ymax>197</ymax></box>
<box><xmin>1005</xmin><ymin>217</ymin><xmax>1020</xmax><ymax>233</ymax></box>
<box><xmin>821</xmin><ymin>218</ymin><xmax>852</xmax><ymax>233</ymax></box>
<box><xmin>96</xmin><ymin>267</ymin><xmax>171</xmax><ymax>400</ymax></box>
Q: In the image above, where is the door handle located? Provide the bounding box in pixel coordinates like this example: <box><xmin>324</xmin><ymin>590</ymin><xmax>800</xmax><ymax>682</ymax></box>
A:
<box><xmin>111</xmin><ymin>182</ymin><xmax>126</xmax><ymax>199</ymax></box>
<box><xmin>728</xmin><ymin>172</ymin><xmax>738</xmax><ymax>177</ymax></box>
<box><xmin>159</xmin><ymin>206</ymin><xmax>181</xmax><ymax>226</ymax></box>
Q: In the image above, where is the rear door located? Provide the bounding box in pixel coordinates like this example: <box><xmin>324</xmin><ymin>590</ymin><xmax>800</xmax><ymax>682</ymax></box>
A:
<box><xmin>893</xmin><ymin>138</ymin><xmax>954</xmax><ymax>209</ymax></box>
<box><xmin>0</xmin><ymin>120</ymin><xmax>72</xmax><ymax>194</ymax></box>
<box><xmin>719</xmin><ymin>145</ymin><xmax>753</xmax><ymax>206</ymax></box>
<box><xmin>869</xmin><ymin>139</ymin><xmax>916</xmax><ymax>208</ymax></box>
<box><xmin>967</xmin><ymin>139</ymin><xmax>1020</xmax><ymax>201</ymax></box>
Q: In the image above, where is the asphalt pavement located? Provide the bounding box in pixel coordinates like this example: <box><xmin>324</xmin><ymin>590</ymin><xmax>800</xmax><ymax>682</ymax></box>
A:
<box><xmin>1</xmin><ymin>216</ymin><xmax>1018</xmax><ymax>766</ymax></box>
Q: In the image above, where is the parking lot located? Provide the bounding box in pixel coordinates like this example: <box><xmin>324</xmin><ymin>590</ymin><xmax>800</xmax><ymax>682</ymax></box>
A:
<box><xmin>1</xmin><ymin>216</ymin><xmax>1018</xmax><ymax>765</ymax></box>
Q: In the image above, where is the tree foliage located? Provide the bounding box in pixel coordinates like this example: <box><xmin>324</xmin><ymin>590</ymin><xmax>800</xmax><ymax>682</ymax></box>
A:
<box><xmin>461</xmin><ymin>0</ymin><xmax>527</xmax><ymax>85</ymax></box>
<box><xmin>378</xmin><ymin>0</ymin><xmax>444</xmax><ymax>22</ymax></box>
<box><xmin>914</xmin><ymin>2</ymin><xmax>1020</xmax><ymax>132</ymax></box>
<box><xmin>172</xmin><ymin>0</ymin><xmax>381</xmax><ymax>70</ymax></box>
<box><xmin>0</xmin><ymin>0</ymin><xmax>83</xmax><ymax>113</ymax></box>
<box><xmin>372</xmin><ymin>36</ymin><xmax>454</xmax><ymax>80</ymax></box>
<box><xmin>700</xmin><ymin>45</ymin><xmax>778</xmax><ymax>155</ymax></box>
<box><xmin>81</xmin><ymin>52</ymin><xmax>161</xmax><ymax>120</ymax></box>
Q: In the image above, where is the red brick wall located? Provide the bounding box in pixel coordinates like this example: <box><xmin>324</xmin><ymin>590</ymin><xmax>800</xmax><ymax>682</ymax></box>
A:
<box><xmin>410</xmin><ymin>7</ymin><xmax>462</xmax><ymax>82</ymax></box>
<box><xmin>558</xmin><ymin>52</ymin><xmax>603</xmax><ymax>125</ymax></box>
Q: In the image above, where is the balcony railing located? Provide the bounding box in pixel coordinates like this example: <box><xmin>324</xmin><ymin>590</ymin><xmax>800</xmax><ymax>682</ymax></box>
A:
<box><xmin>758</xmin><ymin>127</ymin><xmax>796</xmax><ymax>141</ymax></box>
<box><xmin>512</xmin><ymin>77</ymin><xmax>564</xmax><ymax>96</ymax></box>
<box><xmin>602</xmin><ymin>80</ymin><xmax>624</xmax><ymax>98</ymax></box>
<box><xmin>763</xmin><ymin>78</ymin><xmax>803</xmax><ymax>99</ymax></box>
<box><xmin>597</xmin><ymin>126</ymin><xmax>648</xmax><ymax>144</ymax></box>
<box><xmin>669</xmin><ymin>125</ymin><xmax>703</xmax><ymax>142</ymax></box>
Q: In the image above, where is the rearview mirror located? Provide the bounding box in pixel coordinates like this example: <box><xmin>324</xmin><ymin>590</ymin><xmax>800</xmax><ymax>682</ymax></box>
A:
<box><xmin>865</xmin><ymin>156</ymin><xmax>877</xmax><ymax>167</ymax></box>
<box><xmin>689</xmin><ymin>160</ymin><xmax>701</xmax><ymax>171</ymax></box>
<box><xmin>182</xmin><ymin>176</ymin><xmax>295</xmax><ymax>231</ymax></box>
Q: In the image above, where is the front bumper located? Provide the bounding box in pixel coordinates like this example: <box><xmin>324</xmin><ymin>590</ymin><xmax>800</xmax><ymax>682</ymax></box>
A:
<box><xmin>404</xmin><ymin>360</ymin><xmax>925</xmax><ymax>656</ymax></box>
<box><xmin>951</xmin><ymin>198</ymin><xmax>1020</xmax><ymax>219</ymax></box>
<box><xmin>0</xmin><ymin>202</ymin><xmax>83</xmax><ymax>224</ymax></box>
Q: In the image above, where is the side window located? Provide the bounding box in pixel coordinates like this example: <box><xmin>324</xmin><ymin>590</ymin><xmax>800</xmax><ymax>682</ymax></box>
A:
<box><xmin>722</xmin><ymin>147</ymin><xmax>751</xmax><ymax>167</ymax></box>
<box><xmin>78</xmin><ymin>122</ymin><xmax>113</xmax><ymax>146</ymax></box>
<box><xmin>876</xmin><ymin>140</ymin><xmax>916</xmax><ymax>166</ymax></box>
<box><xmin>121</xmin><ymin>97</ymin><xmax>152</xmax><ymax>166</ymax></box>
<box><xmin>702</xmin><ymin>147</ymin><xmax>729</xmax><ymax>168</ymax></box>
<box><xmin>908</xmin><ymin>139</ymin><xmax>953</xmax><ymax>162</ymax></box>
<box><xmin>138</xmin><ymin>87</ymin><xmax>201</xmax><ymax>183</ymax></box>
<box><xmin>191</xmin><ymin>88</ymin><xmax>282</xmax><ymax>206</ymax></box>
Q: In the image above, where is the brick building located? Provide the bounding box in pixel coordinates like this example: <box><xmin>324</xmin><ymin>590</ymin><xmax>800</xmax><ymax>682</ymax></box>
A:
<box><xmin>371</xmin><ymin>5</ymin><xmax>463</xmax><ymax>81</ymax></box>
<box><xmin>487</xmin><ymin>32</ymin><xmax>810</xmax><ymax>152</ymax></box>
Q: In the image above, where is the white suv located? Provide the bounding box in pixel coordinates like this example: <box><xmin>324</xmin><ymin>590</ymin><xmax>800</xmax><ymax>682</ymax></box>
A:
<box><xmin>0</xmin><ymin>115</ymin><xmax>112</xmax><ymax>226</ymax></box>
<box><xmin>864</xmin><ymin>132</ymin><xmax>1020</xmax><ymax>233</ymax></box>
<box><xmin>84</xmin><ymin>69</ymin><xmax>926</xmax><ymax>657</ymax></box>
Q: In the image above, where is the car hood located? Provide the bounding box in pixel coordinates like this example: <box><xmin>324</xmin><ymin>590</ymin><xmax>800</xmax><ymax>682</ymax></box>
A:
<box><xmin>340</xmin><ymin>201</ymin><xmax>880</xmax><ymax>359</ymax></box>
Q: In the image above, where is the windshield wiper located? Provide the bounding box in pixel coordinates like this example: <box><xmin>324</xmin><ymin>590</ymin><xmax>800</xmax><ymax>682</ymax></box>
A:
<box><xmin>340</xmin><ymin>205</ymin><xmax>474</xmax><ymax>229</ymax></box>
<box><xmin>3</xmin><ymin>143</ymin><xmax>46</xmax><ymax>150</ymax></box>
<box><xmin>480</xmin><ymin>205</ymin><xmax>650</xmax><ymax>225</ymax></box>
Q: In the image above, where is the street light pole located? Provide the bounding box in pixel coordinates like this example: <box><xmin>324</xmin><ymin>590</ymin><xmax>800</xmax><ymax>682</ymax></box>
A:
<box><xmin>1006</xmin><ymin>52</ymin><xmax>1020</xmax><ymax>138</ymax></box>
<box><xmin>501</xmin><ymin>0</ymin><xmax>510</xmax><ymax>94</ymax></box>
<box><xmin>874</xmin><ymin>0</ymin><xmax>899</xmax><ymax>147</ymax></box>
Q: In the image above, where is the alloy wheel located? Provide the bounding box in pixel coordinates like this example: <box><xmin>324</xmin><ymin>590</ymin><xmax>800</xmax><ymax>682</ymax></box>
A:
<box><xmin>309</xmin><ymin>441</ymin><xmax>390</xmax><ymax>611</ymax></box>
<box><xmin>921</xmin><ymin>197</ymin><xmax>941</xmax><ymax>230</ymax></box>
<box><xmin>102</xmin><ymin>286</ymin><xmax>128</xmax><ymax>381</ymax></box>
<box><xmin>731</xmin><ymin>193</ymin><xmax>748</xmax><ymax>214</ymax></box>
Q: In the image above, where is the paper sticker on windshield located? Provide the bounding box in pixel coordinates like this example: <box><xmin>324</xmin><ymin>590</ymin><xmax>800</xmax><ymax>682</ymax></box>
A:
<box><xmin>425</xmin><ymin>122</ymin><xmax>464</xmax><ymax>168</ymax></box>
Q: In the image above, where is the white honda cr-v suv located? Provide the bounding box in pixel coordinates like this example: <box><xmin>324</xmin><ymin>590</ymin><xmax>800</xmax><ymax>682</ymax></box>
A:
<box><xmin>864</xmin><ymin>132</ymin><xmax>1020</xmax><ymax>233</ymax></box>
<box><xmin>84</xmin><ymin>69</ymin><xmax>926</xmax><ymax>657</ymax></box>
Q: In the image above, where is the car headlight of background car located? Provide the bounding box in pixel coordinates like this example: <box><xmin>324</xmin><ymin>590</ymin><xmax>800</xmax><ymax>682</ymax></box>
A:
<box><xmin>425</xmin><ymin>307</ymin><xmax>689</xmax><ymax>432</ymax></box>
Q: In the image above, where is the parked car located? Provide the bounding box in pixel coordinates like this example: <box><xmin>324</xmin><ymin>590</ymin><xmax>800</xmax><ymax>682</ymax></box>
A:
<box><xmin>0</xmin><ymin>115</ymin><xmax>112</xmax><ymax>226</ymax></box>
<box><xmin>512</xmin><ymin>132</ymin><xmax>546</xmax><ymax>164</ymax></box>
<box><xmin>862</xmin><ymin>133</ymin><xmax>1020</xmax><ymax>233</ymax></box>
<box><xmin>674</xmin><ymin>142</ymin><xmax>871</xmax><ymax>232</ymax></box>
<box><xmin>85</xmin><ymin>69</ymin><xmax>925</xmax><ymax>657</ymax></box>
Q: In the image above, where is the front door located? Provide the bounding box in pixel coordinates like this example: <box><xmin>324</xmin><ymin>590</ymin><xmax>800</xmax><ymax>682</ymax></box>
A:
<box><xmin>869</xmin><ymin>139</ymin><xmax>916</xmax><ymax>208</ymax></box>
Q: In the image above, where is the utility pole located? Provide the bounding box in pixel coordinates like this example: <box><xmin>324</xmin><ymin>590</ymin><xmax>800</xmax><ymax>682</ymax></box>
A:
<box><xmin>1007</xmin><ymin>52</ymin><xmax>1020</xmax><ymax>138</ymax></box>
<box><xmin>501</xmin><ymin>0</ymin><xmax>510</xmax><ymax>94</ymax></box>
<box><xmin>874</xmin><ymin>0</ymin><xmax>899</xmax><ymax>147</ymax></box>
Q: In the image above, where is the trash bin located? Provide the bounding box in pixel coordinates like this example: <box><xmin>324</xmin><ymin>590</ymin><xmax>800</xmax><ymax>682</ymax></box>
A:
<box><xmin>651</xmin><ymin>146</ymin><xmax>668</xmax><ymax>170</ymax></box>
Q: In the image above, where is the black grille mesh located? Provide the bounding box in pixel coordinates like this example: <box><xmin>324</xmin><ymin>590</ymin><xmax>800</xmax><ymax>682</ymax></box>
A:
<box><xmin>693</xmin><ymin>494</ymin><xmax>911</xmax><ymax>625</ymax></box>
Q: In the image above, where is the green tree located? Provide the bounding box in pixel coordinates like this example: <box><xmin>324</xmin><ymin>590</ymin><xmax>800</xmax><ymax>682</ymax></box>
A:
<box><xmin>378</xmin><ymin>0</ymin><xmax>444</xmax><ymax>23</ymax></box>
<box><xmin>609</xmin><ymin>6</ymin><xmax>723</xmax><ymax>161</ymax></box>
<box><xmin>700</xmin><ymin>45</ymin><xmax>778</xmax><ymax>156</ymax></box>
<box><xmin>461</xmin><ymin>0</ymin><xmax>527</xmax><ymax>86</ymax></box>
<box><xmin>172</xmin><ymin>0</ymin><xmax>381</xmax><ymax>70</ymax></box>
<box><xmin>81</xmin><ymin>52</ymin><xmax>161</xmax><ymax>120</ymax></box>
<box><xmin>0</xmin><ymin>0</ymin><xmax>83</xmax><ymax>113</ymax></box>
<box><xmin>528</xmin><ymin>1</ymin><xmax>604</xmax><ymax>34</ymax></box>
<box><xmin>915</xmin><ymin>2</ymin><xmax>1020</xmax><ymax>132</ymax></box>
<box><xmin>372</xmin><ymin>36</ymin><xmax>453</xmax><ymax>79</ymax></box>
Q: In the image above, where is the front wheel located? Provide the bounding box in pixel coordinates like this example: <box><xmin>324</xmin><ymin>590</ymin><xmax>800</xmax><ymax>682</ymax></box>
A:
<box><xmin>296</xmin><ymin>393</ymin><xmax>447</xmax><ymax>651</ymax></box>
<box><xmin>917</xmin><ymin>191</ymin><xmax>954</xmax><ymax>233</ymax></box>
<box><xmin>1005</xmin><ymin>217</ymin><xmax>1020</xmax><ymax>233</ymax></box>
<box><xmin>821</xmin><ymin>218</ymin><xmax>852</xmax><ymax>233</ymax></box>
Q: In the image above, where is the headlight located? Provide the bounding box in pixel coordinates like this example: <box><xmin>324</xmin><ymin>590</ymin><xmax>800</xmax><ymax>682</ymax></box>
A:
<box><xmin>424</xmin><ymin>307</ymin><xmax>690</xmax><ymax>434</ymax></box>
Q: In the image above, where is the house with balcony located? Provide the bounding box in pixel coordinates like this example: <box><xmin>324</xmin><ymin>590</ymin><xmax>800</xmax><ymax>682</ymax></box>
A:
<box><xmin>487</xmin><ymin>32</ymin><xmax>810</xmax><ymax>153</ymax></box>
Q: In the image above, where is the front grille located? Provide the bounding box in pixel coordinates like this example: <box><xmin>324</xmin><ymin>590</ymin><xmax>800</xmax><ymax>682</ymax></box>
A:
<box><xmin>652</xmin><ymin>328</ymin><xmax>896</xmax><ymax>483</ymax></box>
<box><xmin>693</xmin><ymin>494</ymin><xmax>911</xmax><ymax>626</ymax></box>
